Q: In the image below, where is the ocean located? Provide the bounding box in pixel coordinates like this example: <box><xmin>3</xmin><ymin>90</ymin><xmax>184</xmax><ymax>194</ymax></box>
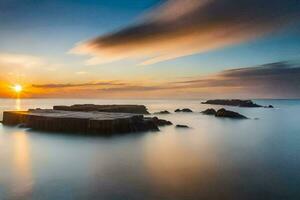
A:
<box><xmin>0</xmin><ymin>99</ymin><xmax>300</xmax><ymax>200</ymax></box>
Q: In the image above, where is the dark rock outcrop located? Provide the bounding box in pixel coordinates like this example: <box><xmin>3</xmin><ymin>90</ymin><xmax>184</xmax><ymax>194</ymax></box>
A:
<box><xmin>201</xmin><ymin>108</ymin><xmax>248</xmax><ymax>119</ymax></box>
<box><xmin>2</xmin><ymin>109</ymin><xmax>173</xmax><ymax>135</ymax></box>
<box><xmin>176</xmin><ymin>124</ymin><xmax>190</xmax><ymax>128</ymax></box>
<box><xmin>202</xmin><ymin>99</ymin><xmax>262</xmax><ymax>108</ymax></box>
<box><xmin>146</xmin><ymin>117</ymin><xmax>173</xmax><ymax>126</ymax></box>
<box><xmin>174</xmin><ymin>108</ymin><xmax>193</xmax><ymax>113</ymax></box>
<box><xmin>215</xmin><ymin>108</ymin><xmax>248</xmax><ymax>119</ymax></box>
<box><xmin>201</xmin><ymin>108</ymin><xmax>217</xmax><ymax>115</ymax></box>
<box><xmin>153</xmin><ymin>110</ymin><xmax>171</xmax><ymax>114</ymax></box>
<box><xmin>53</xmin><ymin>104</ymin><xmax>150</xmax><ymax>114</ymax></box>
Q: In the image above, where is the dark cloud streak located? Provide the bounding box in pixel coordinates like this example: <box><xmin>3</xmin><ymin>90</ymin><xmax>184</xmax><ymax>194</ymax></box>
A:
<box><xmin>73</xmin><ymin>0</ymin><xmax>300</xmax><ymax>65</ymax></box>
<box><xmin>98</xmin><ymin>61</ymin><xmax>300</xmax><ymax>98</ymax></box>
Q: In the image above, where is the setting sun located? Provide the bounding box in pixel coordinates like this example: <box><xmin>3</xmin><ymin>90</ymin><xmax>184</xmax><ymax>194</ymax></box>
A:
<box><xmin>13</xmin><ymin>84</ymin><xmax>23</xmax><ymax>93</ymax></box>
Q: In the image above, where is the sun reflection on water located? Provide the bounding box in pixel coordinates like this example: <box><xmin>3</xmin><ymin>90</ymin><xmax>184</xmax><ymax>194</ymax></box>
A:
<box><xmin>15</xmin><ymin>98</ymin><xmax>21</xmax><ymax>111</ymax></box>
<box><xmin>11</xmin><ymin>132</ymin><xmax>33</xmax><ymax>199</ymax></box>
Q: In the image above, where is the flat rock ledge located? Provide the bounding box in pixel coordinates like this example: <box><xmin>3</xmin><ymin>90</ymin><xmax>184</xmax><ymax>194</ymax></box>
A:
<box><xmin>202</xmin><ymin>108</ymin><xmax>248</xmax><ymax>119</ymax></box>
<box><xmin>202</xmin><ymin>99</ymin><xmax>273</xmax><ymax>108</ymax></box>
<box><xmin>2</xmin><ymin>109</ymin><xmax>171</xmax><ymax>135</ymax></box>
<box><xmin>53</xmin><ymin>104</ymin><xmax>150</xmax><ymax>114</ymax></box>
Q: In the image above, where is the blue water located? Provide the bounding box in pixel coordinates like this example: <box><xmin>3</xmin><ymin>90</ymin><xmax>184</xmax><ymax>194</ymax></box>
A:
<box><xmin>0</xmin><ymin>99</ymin><xmax>300</xmax><ymax>200</ymax></box>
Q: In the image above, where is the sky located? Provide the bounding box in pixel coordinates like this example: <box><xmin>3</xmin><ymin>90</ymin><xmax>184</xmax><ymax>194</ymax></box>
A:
<box><xmin>0</xmin><ymin>0</ymin><xmax>300</xmax><ymax>99</ymax></box>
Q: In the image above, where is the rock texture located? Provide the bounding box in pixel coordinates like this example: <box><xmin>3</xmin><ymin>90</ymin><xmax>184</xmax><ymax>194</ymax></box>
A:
<box><xmin>201</xmin><ymin>108</ymin><xmax>217</xmax><ymax>115</ymax></box>
<box><xmin>53</xmin><ymin>104</ymin><xmax>150</xmax><ymax>114</ymax></box>
<box><xmin>2</xmin><ymin>109</ymin><xmax>172</xmax><ymax>135</ymax></box>
<box><xmin>201</xmin><ymin>108</ymin><xmax>248</xmax><ymax>119</ymax></box>
<box><xmin>176</xmin><ymin>124</ymin><xmax>190</xmax><ymax>128</ymax></box>
<box><xmin>148</xmin><ymin>117</ymin><xmax>173</xmax><ymax>126</ymax></box>
<box><xmin>153</xmin><ymin>110</ymin><xmax>171</xmax><ymax>114</ymax></box>
<box><xmin>215</xmin><ymin>108</ymin><xmax>248</xmax><ymax>119</ymax></box>
<box><xmin>174</xmin><ymin>108</ymin><xmax>193</xmax><ymax>113</ymax></box>
<box><xmin>202</xmin><ymin>99</ymin><xmax>262</xmax><ymax>107</ymax></box>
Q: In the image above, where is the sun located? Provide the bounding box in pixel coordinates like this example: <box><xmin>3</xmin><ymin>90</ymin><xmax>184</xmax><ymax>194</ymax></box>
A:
<box><xmin>13</xmin><ymin>84</ymin><xmax>23</xmax><ymax>93</ymax></box>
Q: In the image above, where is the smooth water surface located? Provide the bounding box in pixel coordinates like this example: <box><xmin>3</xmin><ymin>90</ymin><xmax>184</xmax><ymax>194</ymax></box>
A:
<box><xmin>0</xmin><ymin>99</ymin><xmax>300</xmax><ymax>200</ymax></box>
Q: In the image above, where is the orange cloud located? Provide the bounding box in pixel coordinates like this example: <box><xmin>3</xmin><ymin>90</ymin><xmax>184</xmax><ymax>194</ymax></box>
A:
<box><xmin>24</xmin><ymin>61</ymin><xmax>300</xmax><ymax>99</ymax></box>
<box><xmin>72</xmin><ymin>0</ymin><xmax>300</xmax><ymax>65</ymax></box>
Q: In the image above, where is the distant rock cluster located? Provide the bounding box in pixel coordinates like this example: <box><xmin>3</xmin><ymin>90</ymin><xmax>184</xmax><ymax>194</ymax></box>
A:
<box><xmin>201</xmin><ymin>108</ymin><xmax>248</xmax><ymax>119</ymax></box>
<box><xmin>201</xmin><ymin>99</ymin><xmax>273</xmax><ymax>108</ymax></box>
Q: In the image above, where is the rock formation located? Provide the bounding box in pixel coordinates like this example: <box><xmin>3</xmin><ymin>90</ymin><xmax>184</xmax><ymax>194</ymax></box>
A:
<box><xmin>148</xmin><ymin>117</ymin><xmax>173</xmax><ymax>126</ymax></box>
<box><xmin>153</xmin><ymin>110</ymin><xmax>171</xmax><ymax>114</ymax></box>
<box><xmin>215</xmin><ymin>108</ymin><xmax>248</xmax><ymax>119</ymax></box>
<box><xmin>2</xmin><ymin>109</ymin><xmax>172</xmax><ymax>135</ymax></box>
<box><xmin>201</xmin><ymin>99</ymin><xmax>262</xmax><ymax>107</ymax></box>
<box><xmin>53</xmin><ymin>104</ymin><xmax>150</xmax><ymax>114</ymax></box>
<box><xmin>174</xmin><ymin>108</ymin><xmax>193</xmax><ymax>113</ymax></box>
<box><xmin>176</xmin><ymin>124</ymin><xmax>190</xmax><ymax>128</ymax></box>
<box><xmin>201</xmin><ymin>108</ymin><xmax>248</xmax><ymax>119</ymax></box>
<box><xmin>201</xmin><ymin>108</ymin><xmax>217</xmax><ymax>115</ymax></box>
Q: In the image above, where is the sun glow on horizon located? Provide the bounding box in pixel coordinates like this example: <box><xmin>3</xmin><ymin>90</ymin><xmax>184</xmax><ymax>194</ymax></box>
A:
<box><xmin>12</xmin><ymin>84</ymin><xmax>23</xmax><ymax>93</ymax></box>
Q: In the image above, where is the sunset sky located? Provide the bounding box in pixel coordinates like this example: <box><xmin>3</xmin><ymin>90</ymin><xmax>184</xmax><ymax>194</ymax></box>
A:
<box><xmin>1</xmin><ymin>0</ymin><xmax>300</xmax><ymax>98</ymax></box>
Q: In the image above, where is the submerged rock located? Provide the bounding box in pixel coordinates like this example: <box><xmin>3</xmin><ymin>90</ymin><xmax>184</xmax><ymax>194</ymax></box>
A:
<box><xmin>53</xmin><ymin>104</ymin><xmax>150</xmax><ymax>114</ymax></box>
<box><xmin>176</xmin><ymin>124</ymin><xmax>190</xmax><ymax>128</ymax></box>
<box><xmin>174</xmin><ymin>108</ymin><xmax>193</xmax><ymax>113</ymax></box>
<box><xmin>153</xmin><ymin>110</ymin><xmax>171</xmax><ymax>114</ymax></box>
<box><xmin>215</xmin><ymin>108</ymin><xmax>248</xmax><ymax>119</ymax></box>
<box><xmin>201</xmin><ymin>99</ymin><xmax>262</xmax><ymax>108</ymax></box>
<box><xmin>201</xmin><ymin>108</ymin><xmax>217</xmax><ymax>115</ymax></box>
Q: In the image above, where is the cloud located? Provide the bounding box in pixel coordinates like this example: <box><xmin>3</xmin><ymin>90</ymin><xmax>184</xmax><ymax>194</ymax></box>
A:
<box><xmin>97</xmin><ymin>61</ymin><xmax>300</xmax><ymax>98</ymax></box>
<box><xmin>75</xmin><ymin>71</ymin><xmax>88</xmax><ymax>75</ymax></box>
<box><xmin>72</xmin><ymin>0</ymin><xmax>300</xmax><ymax>65</ymax></box>
<box><xmin>100</xmin><ymin>85</ymin><xmax>168</xmax><ymax>92</ymax></box>
<box><xmin>0</xmin><ymin>53</ymin><xmax>44</xmax><ymax>68</ymax></box>
<box><xmin>172</xmin><ymin>61</ymin><xmax>300</xmax><ymax>98</ymax></box>
<box><xmin>30</xmin><ymin>61</ymin><xmax>300</xmax><ymax>98</ymax></box>
<box><xmin>32</xmin><ymin>81</ymin><xmax>125</xmax><ymax>89</ymax></box>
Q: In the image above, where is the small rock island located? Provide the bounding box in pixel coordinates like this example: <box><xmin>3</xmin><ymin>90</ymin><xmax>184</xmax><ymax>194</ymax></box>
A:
<box><xmin>153</xmin><ymin>110</ymin><xmax>171</xmax><ymax>114</ymax></box>
<box><xmin>176</xmin><ymin>124</ymin><xmax>190</xmax><ymax>128</ymax></box>
<box><xmin>175</xmin><ymin>108</ymin><xmax>193</xmax><ymax>113</ymax></box>
<box><xmin>2</xmin><ymin>105</ymin><xmax>172</xmax><ymax>135</ymax></box>
<box><xmin>201</xmin><ymin>108</ymin><xmax>248</xmax><ymax>119</ymax></box>
<box><xmin>201</xmin><ymin>99</ymin><xmax>273</xmax><ymax>108</ymax></box>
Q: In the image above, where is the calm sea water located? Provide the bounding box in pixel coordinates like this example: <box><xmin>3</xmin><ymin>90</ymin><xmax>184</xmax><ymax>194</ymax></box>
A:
<box><xmin>0</xmin><ymin>99</ymin><xmax>300</xmax><ymax>200</ymax></box>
